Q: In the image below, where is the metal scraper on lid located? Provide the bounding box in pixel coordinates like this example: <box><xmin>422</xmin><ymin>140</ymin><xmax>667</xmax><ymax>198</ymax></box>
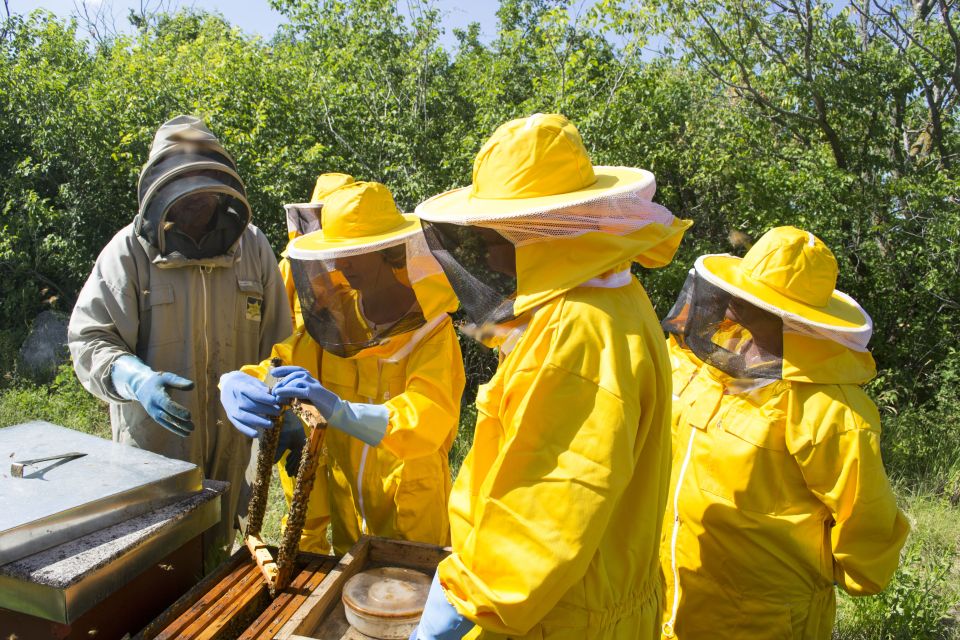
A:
<box><xmin>10</xmin><ymin>452</ymin><xmax>87</xmax><ymax>478</ymax></box>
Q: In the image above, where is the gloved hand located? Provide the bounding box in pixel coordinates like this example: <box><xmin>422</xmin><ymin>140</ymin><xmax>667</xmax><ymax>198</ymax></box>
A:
<box><xmin>271</xmin><ymin>365</ymin><xmax>388</xmax><ymax>446</ymax></box>
<box><xmin>219</xmin><ymin>370</ymin><xmax>283</xmax><ymax>438</ymax></box>
<box><xmin>409</xmin><ymin>573</ymin><xmax>473</xmax><ymax>640</ymax></box>
<box><xmin>276</xmin><ymin>409</ymin><xmax>306</xmax><ymax>477</ymax></box>
<box><xmin>111</xmin><ymin>355</ymin><xmax>194</xmax><ymax>437</ymax></box>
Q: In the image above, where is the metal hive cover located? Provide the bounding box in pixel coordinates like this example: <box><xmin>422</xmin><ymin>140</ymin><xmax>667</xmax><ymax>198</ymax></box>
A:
<box><xmin>0</xmin><ymin>421</ymin><xmax>202</xmax><ymax>566</ymax></box>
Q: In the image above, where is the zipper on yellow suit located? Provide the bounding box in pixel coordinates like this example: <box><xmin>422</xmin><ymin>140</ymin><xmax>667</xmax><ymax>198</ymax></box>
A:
<box><xmin>663</xmin><ymin>426</ymin><xmax>698</xmax><ymax>639</ymax></box>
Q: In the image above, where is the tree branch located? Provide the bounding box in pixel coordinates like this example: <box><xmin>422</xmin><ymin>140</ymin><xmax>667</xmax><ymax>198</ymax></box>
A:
<box><xmin>0</xmin><ymin>0</ymin><xmax>12</xmax><ymax>42</ymax></box>
<box><xmin>939</xmin><ymin>0</ymin><xmax>960</xmax><ymax>95</ymax></box>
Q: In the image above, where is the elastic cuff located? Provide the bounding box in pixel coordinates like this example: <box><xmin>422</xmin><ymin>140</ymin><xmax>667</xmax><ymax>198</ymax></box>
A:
<box><xmin>330</xmin><ymin>401</ymin><xmax>389</xmax><ymax>446</ymax></box>
<box><xmin>109</xmin><ymin>354</ymin><xmax>148</xmax><ymax>402</ymax></box>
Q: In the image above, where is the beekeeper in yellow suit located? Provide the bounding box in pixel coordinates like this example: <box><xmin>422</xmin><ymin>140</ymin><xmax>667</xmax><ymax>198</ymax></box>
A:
<box><xmin>279</xmin><ymin>173</ymin><xmax>356</xmax><ymax>325</ymax></box>
<box><xmin>659</xmin><ymin>226</ymin><xmax>909</xmax><ymax>639</ymax></box>
<box><xmin>220</xmin><ymin>180</ymin><xmax>464</xmax><ymax>554</ymax></box>
<box><xmin>410</xmin><ymin>113</ymin><xmax>692</xmax><ymax>640</ymax></box>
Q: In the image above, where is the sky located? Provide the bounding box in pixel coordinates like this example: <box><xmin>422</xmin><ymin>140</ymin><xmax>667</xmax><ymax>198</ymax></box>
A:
<box><xmin>17</xmin><ymin>0</ymin><xmax>506</xmax><ymax>48</ymax></box>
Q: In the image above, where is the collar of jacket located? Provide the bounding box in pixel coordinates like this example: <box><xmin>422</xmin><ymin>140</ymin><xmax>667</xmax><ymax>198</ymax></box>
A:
<box><xmin>136</xmin><ymin>231</ymin><xmax>241</xmax><ymax>269</ymax></box>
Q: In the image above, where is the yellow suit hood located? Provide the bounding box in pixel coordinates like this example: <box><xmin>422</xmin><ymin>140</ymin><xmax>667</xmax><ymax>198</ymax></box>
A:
<box><xmin>514</xmin><ymin>217</ymin><xmax>691</xmax><ymax>315</ymax></box>
<box><xmin>781</xmin><ymin>333</ymin><xmax>876</xmax><ymax>385</ymax></box>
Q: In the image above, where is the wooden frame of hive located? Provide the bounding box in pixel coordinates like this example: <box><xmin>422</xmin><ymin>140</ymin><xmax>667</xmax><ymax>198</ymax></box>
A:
<box><xmin>135</xmin><ymin>547</ymin><xmax>339</xmax><ymax>640</ymax></box>
<box><xmin>275</xmin><ymin>536</ymin><xmax>449</xmax><ymax>640</ymax></box>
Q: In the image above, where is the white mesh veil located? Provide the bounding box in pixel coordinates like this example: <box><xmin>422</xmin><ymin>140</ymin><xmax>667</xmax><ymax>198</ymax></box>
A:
<box><xmin>663</xmin><ymin>263</ymin><xmax>874</xmax><ymax>380</ymax></box>
<box><xmin>419</xmin><ymin>178</ymin><xmax>676</xmax><ymax>246</ymax></box>
<box><xmin>417</xmin><ymin>179</ymin><xmax>678</xmax><ymax>327</ymax></box>
<box><xmin>662</xmin><ymin>270</ymin><xmax>785</xmax><ymax>379</ymax></box>
<box><xmin>693</xmin><ymin>256</ymin><xmax>874</xmax><ymax>352</ymax></box>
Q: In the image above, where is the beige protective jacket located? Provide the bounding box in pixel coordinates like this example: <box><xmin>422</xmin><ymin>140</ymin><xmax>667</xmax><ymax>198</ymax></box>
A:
<box><xmin>68</xmin><ymin>223</ymin><xmax>291</xmax><ymax>548</ymax></box>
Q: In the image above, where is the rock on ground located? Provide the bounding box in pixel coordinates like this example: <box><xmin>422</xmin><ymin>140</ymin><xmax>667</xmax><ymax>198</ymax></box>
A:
<box><xmin>19</xmin><ymin>310</ymin><xmax>70</xmax><ymax>380</ymax></box>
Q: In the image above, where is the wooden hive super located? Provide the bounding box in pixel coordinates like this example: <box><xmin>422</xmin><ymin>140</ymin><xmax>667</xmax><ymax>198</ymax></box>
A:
<box><xmin>137</xmin><ymin>548</ymin><xmax>339</xmax><ymax>640</ymax></box>
<box><xmin>276</xmin><ymin>536</ymin><xmax>449</xmax><ymax>640</ymax></box>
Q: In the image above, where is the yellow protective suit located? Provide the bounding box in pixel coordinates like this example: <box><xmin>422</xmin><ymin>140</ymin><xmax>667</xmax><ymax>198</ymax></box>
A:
<box><xmin>416</xmin><ymin>113</ymin><xmax>691</xmax><ymax>639</ymax></box>
<box><xmin>660</xmin><ymin>334</ymin><xmax>909</xmax><ymax>639</ymax></box>
<box><xmin>243</xmin><ymin>311</ymin><xmax>464</xmax><ymax>554</ymax></box>
<box><xmin>437</xmin><ymin>209</ymin><xmax>689</xmax><ymax>639</ymax></box>
<box><xmin>439</xmin><ymin>277</ymin><xmax>672</xmax><ymax>639</ymax></box>
<box><xmin>667</xmin><ymin>335</ymin><xmax>702</xmax><ymax>425</ymax></box>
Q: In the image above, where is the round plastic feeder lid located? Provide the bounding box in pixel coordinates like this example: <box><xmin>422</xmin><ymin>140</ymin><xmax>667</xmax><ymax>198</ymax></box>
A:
<box><xmin>342</xmin><ymin>567</ymin><xmax>431</xmax><ymax>618</ymax></box>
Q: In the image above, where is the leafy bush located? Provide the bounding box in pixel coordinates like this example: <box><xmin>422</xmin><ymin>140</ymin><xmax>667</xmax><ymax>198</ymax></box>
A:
<box><xmin>1</xmin><ymin>2</ymin><xmax>956</xmax><ymax>418</ymax></box>
<box><xmin>876</xmin><ymin>348</ymin><xmax>960</xmax><ymax>495</ymax></box>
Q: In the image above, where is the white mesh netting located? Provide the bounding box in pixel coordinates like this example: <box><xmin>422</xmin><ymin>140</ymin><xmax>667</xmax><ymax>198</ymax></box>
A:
<box><xmin>447</xmin><ymin>184</ymin><xmax>677</xmax><ymax>247</ymax></box>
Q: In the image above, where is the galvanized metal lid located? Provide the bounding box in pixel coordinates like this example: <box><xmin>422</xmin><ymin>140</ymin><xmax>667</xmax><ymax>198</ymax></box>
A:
<box><xmin>0</xmin><ymin>421</ymin><xmax>202</xmax><ymax>565</ymax></box>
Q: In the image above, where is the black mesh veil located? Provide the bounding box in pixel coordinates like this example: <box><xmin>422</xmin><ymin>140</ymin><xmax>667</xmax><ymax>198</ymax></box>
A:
<box><xmin>662</xmin><ymin>270</ymin><xmax>784</xmax><ymax>379</ymax></box>
<box><xmin>138</xmin><ymin>171</ymin><xmax>249</xmax><ymax>259</ymax></box>
<box><xmin>421</xmin><ymin>221</ymin><xmax>518</xmax><ymax>326</ymax></box>
<box><xmin>290</xmin><ymin>244</ymin><xmax>427</xmax><ymax>358</ymax></box>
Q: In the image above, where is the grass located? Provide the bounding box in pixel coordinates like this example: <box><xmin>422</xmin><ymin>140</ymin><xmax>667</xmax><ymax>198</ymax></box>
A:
<box><xmin>260</xmin><ymin>468</ymin><xmax>287</xmax><ymax>545</ymax></box>
<box><xmin>3</xmin><ymin>363</ymin><xmax>959</xmax><ymax>637</ymax></box>
<box><xmin>449</xmin><ymin>401</ymin><xmax>477</xmax><ymax>477</ymax></box>
<box><xmin>835</xmin><ymin>494</ymin><xmax>960</xmax><ymax>639</ymax></box>
<box><xmin>0</xmin><ymin>363</ymin><xmax>110</xmax><ymax>437</ymax></box>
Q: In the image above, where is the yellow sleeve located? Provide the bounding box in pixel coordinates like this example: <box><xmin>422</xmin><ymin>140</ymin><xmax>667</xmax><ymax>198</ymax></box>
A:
<box><xmin>439</xmin><ymin>365</ymin><xmax>637</xmax><ymax>634</ymax></box>
<box><xmin>380</xmin><ymin>317</ymin><xmax>465</xmax><ymax>460</ymax></box>
<box><xmin>787</xmin><ymin>385</ymin><xmax>910</xmax><ymax>596</ymax></box>
<box><xmin>278</xmin><ymin>257</ymin><xmax>300</xmax><ymax>323</ymax></box>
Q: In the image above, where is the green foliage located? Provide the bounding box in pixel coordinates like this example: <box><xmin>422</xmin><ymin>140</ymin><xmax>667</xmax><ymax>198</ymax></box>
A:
<box><xmin>450</xmin><ymin>399</ymin><xmax>477</xmax><ymax>477</ymax></box>
<box><xmin>259</xmin><ymin>468</ymin><xmax>288</xmax><ymax>546</ymax></box>
<box><xmin>1</xmin><ymin>2</ymin><xmax>956</xmax><ymax>412</ymax></box>
<box><xmin>640</xmin><ymin>0</ymin><xmax>960</xmax><ymax>411</ymax></box>
<box><xmin>880</xmin><ymin>402</ymin><xmax>960</xmax><ymax>497</ymax></box>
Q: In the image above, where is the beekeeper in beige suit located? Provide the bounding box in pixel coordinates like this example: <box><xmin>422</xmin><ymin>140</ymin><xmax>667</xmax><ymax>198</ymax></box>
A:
<box><xmin>68</xmin><ymin>115</ymin><xmax>291</xmax><ymax>564</ymax></box>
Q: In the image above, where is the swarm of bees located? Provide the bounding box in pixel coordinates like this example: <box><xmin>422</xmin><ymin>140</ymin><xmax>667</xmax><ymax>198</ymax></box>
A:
<box><xmin>244</xmin><ymin>358</ymin><xmax>328</xmax><ymax>595</ymax></box>
<box><xmin>277</xmin><ymin>397</ymin><xmax>326</xmax><ymax>573</ymax></box>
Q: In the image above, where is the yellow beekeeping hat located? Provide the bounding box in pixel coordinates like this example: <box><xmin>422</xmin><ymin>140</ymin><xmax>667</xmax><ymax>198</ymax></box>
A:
<box><xmin>415</xmin><ymin>113</ymin><xmax>656</xmax><ymax>221</ymax></box>
<box><xmin>287</xmin><ymin>181</ymin><xmax>420</xmax><ymax>260</ymax></box>
<box><xmin>696</xmin><ymin>226</ymin><xmax>872</xmax><ymax>341</ymax></box>
<box><xmin>311</xmin><ymin>172</ymin><xmax>355</xmax><ymax>204</ymax></box>
<box><xmin>283</xmin><ymin>173</ymin><xmax>356</xmax><ymax>241</ymax></box>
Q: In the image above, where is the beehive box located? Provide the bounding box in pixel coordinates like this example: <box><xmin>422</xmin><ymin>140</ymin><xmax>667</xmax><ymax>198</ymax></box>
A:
<box><xmin>137</xmin><ymin>548</ymin><xmax>338</xmax><ymax>640</ymax></box>
<box><xmin>276</xmin><ymin>536</ymin><xmax>449</xmax><ymax>640</ymax></box>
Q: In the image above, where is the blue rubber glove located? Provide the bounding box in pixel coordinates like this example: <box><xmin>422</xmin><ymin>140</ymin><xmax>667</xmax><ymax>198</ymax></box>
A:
<box><xmin>270</xmin><ymin>365</ymin><xmax>388</xmax><ymax>446</ymax></box>
<box><xmin>276</xmin><ymin>409</ymin><xmax>306</xmax><ymax>477</ymax></box>
<box><xmin>111</xmin><ymin>355</ymin><xmax>194</xmax><ymax>437</ymax></box>
<box><xmin>219</xmin><ymin>370</ymin><xmax>283</xmax><ymax>438</ymax></box>
<box><xmin>410</xmin><ymin>573</ymin><xmax>472</xmax><ymax>640</ymax></box>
